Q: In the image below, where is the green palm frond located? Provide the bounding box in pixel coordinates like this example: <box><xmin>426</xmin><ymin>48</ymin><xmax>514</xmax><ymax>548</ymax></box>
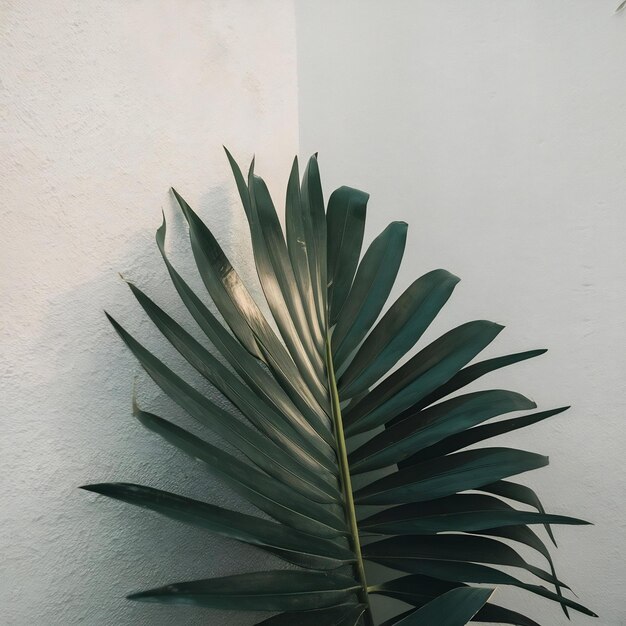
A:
<box><xmin>83</xmin><ymin>149</ymin><xmax>596</xmax><ymax>625</ymax></box>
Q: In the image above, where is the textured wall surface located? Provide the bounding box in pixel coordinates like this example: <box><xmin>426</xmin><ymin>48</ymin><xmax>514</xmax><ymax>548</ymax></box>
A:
<box><xmin>0</xmin><ymin>1</ymin><xmax>298</xmax><ymax>624</ymax></box>
<box><xmin>296</xmin><ymin>1</ymin><xmax>626</xmax><ymax>624</ymax></box>
<box><xmin>3</xmin><ymin>1</ymin><xmax>626</xmax><ymax>625</ymax></box>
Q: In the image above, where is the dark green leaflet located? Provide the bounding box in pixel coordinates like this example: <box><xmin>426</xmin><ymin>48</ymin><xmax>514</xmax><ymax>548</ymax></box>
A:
<box><xmin>106</xmin><ymin>315</ymin><xmax>337</xmax><ymax>504</ymax></box>
<box><xmin>168</xmin><ymin>188</ymin><xmax>260</xmax><ymax>360</ymax></box>
<box><xmin>136</xmin><ymin>410</ymin><xmax>344</xmax><ymax>536</ymax></box>
<box><xmin>390</xmin><ymin>587</ymin><xmax>495</xmax><ymax>626</ymax></box>
<box><xmin>362</xmin><ymin>534</ymin><xmax>567</xmax><ymax>587</ymax></box>
<box><xmin>87</xmin><ymin>152</ymin><xmax>594</xmax><ymax>625</ymax></box>
<box><xmin>245</xmin><ymin>165</ymin><xmax>327</xmax><ymax>382</ymax></box>
<box><xmin>349</xmin><ymin>390</ymin><xmax>536</xmax><ymax>474</ymax></box>
<box><xmin>301</xmin><ymin>155</ymin><xmax>328</xmax><ymax>335</ymax></box>
<box><xmin>380</xmin><ymin>601</ymin><xmax>542</xmax><ymax>626</ymax></box>
<box><xmin>398</xmin><ymin>406</ymin><xmax>569</xmax><ymax>468</ymax></box>
<box><xmin>173</xmin><ymin>188</ymin><xmax>331</xmax><ymax>415</ymax></box>
<box><xmin>354</xmin><ymin>447</ymin><xmax>549</xmax><ymax>505</ymax></box>
<box><xmin>154</xmin><ymin>217</ymin><xmax>335</xmax><ymax>447</ymax></box>
<box><xmin>326</xmin><ymin>186</ymin><xmax>368</xmax><ymax>325</ymax></box>
<box><xmin>470</xmin><ymin>523</ymin><xmax>572</xmax><ymax>617</ymax></box>
<box><xmin>127</xmin><ymin>281</ymin><xmax>337</xmax><ymax>474</ymax></box>
<box><xmin>479</xmin><ymin>480</ymin><xmax>559</xmax><ymax>546</ymax></box>
<box><xmin>372</xmin><ymin>575</ymin><xmax>548</xmax><ymax>625</ymax></box>
<box><xmin>284</xmin><ymin>156</ymin><xmax>326</xmax><ymax>353</ymax></box>
<box><xmin>391</xmin><ymin>348</ymin><xmax>547</xmax><ymax>422</ymax></box>
<box><xmin>81</xmin><ymin>483</ymin><xmax>351</xmax><ymax>570</ymax></box>
<box><xmin>359</xmin><ymin>493</ymin><xmax>589</xmax><ymax>535</ymax></box>
<box><xmin>363</xmin><ymin>559</ymin><xmax>596</xmax><ymax>617</ymax></box>
<box><xmin>344</xmin><ymin>320</ymin><xmax>504</xmax><ymax>436</ymax></box>
<box><xmin>339</xmin><ymin>269</ymin><xmax>460</xmax><ymax>398</ymax></box>
<box><xmin>472</xmin><ymin>604</ymin><xmax>542</xmax><ymax>626</ymax></box>
<box><xmin>127</xmin><ymin>570</ymin><xmax>360</xmax><ymax>611</ymax></box>
<box><xmin>332</xmin><ymin>221</ymin><xmax>408</xmax><ymax>368</ymax></box>
<box><xmin>472</xmin><ymin>524</ymin><xmax>560</xmax><ymax>572</ymax></box>
<box><xmin>369</xmin><ymin>574</ymin><xmax>461</xmax><ymax>606</ymax></box>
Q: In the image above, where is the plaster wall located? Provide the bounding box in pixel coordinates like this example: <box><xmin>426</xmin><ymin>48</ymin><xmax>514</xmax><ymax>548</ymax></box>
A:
<box><xmin>0</xmin><ymin>1</ymin><xmax>298</xmax><ymax>624</ymax></box>
<box><xmin>295</xmin><ymin>1</ymin><xmax>626</xmax><ymax>624</ymax></box>
<box><xmin>2</xmin><ymin>1</ymin><xmax>626</xmax><ymax>625</ymax></box>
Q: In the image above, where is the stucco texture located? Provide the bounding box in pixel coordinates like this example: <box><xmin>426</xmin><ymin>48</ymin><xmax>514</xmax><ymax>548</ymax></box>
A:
<box><xmin>2</xmin><ymin>1</ymin><xmax>626</xmax><ymax>625</ymax></box>
<box><xmin>1</xmin><ymin>1</ymin><xmax>298</xmax><ymax>624</ymax></box>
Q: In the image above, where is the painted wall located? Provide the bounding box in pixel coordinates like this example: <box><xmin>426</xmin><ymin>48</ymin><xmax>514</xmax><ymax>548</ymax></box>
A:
<box><xmin>296</xmin><ymin>1</ymin><xmax>626</xmax><ymax>625</ymax></box>
<box><xmin>0</xmin><ymin>1</ymin><xmax>298</xmax><ymax>624</ymax></box>
<box><xmin>3</xmin><ymin>1</ymin><xmax>626</xmax><ymax>625</ymax></box>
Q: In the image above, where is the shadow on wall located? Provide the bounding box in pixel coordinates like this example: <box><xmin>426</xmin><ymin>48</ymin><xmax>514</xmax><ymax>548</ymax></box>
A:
<box><xmin>9</xmin><ymin>186</ymin><xmax>286</xmax><ymax>625</ymax></box>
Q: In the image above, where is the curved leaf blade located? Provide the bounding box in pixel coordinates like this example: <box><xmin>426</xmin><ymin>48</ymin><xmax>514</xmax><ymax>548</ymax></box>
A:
<box><xmin>332</xmin><ymin>221</ymin><xmax>408</xmax><ymax>367</ymax></box>
<box><xmin>283</xmin><ymin>156</ymin><xmax>325</xmax><ymax>352</ymax></box>
<box><xmin>369</xmin><ymin>574</ymin><xmax>462</xmax><ymax>606</ymax></box>
<box><xmin>136</xmin><ymin>410</ymin><xmax>345</xmax><ymax>536</ymax></box>
<box><xmin>339</xmin><ymin>269</ymin><xmax>460</xmax><ymax>397</ymax></box>
<box><xmin>359</xmin><ymin>493</ymin><xmax>589</xmax><ymax>535</ymax></box>
<box><xmin>105</xmin><ymin>314</ymin><xmax>340</xmax><ymax>507</ymax></box>
<box><xmin>397</xmin><ymin>349</ymin><xmax>547</xmax><ymax>419</ymax></box>
<box><xmin>371</xmin><ymin>574</ymin><xmax>545</xmax><ymax>624</ymax></box>
<box><xmin>127</xmin><ymin>281</ymin><xmax>337</xmax><ymax>474</ymax></box>
<box><xmin>326</xmin><ymin>186</ymin><xmax>368</xmax><ymax>325</ymax></box>
<box><xmin>154</xmin><ymin>217</ymin><xmax>335</xmax><ymax>447</ymax></box>
<box><xmin>380</xmin><ymin>601</ymin><xmax>542</xmax><ymax>626</ymax></box>
<box><xmin>350</xmin><ymin>390</ymin><xmax>536</xmax><ymax>474</ymax></box>
<box><xmin>473</xmin><ymin>603</ymin><xmax>542</xmax><ymax>626</ymax></box>
<box><xmin>81</xmin><ymin>483</ymin><xmax>352</xmax><ymax>570</ymax></box>
<box><xmin>345</xmin><ymin>320</ymin><xmax>504</xmax><ymax>436</ymax></box>
<box><xmin>470</xmin><ymin>523</ymin><xmax>573</xmax><ymax>616</ymax></box>
<box><xmin>363</xmin><ymin>534</ymin><xmax>566</xmax><ymax>587</ymax></box>
<box><xmin>392</xmin><ymin>587</ymin><xmax>494</xmax><ymax>626</ymax></box>
<box><xmin>301</xmin><ymin>154</ymin><xmax>328</xmax><ymax>334</ymax></box>
<box><xmin>246</xmin><ymin>167</ymin><xmax>327</xmax><ymax>384</ymax></box>
<box><xmin>399</xmin><ymin>406</ymin><xmax>569</xmax><ymax>468</ymax></box>
<box><xmin>479</xmin><ymin>480</ymin><xmax>560</xmax><ymax>546</ymax></box>
<box><xmin>365</xmin><ymin>559</ymin><xmax>596</xmax><ymax>617</ymax></box>
<box><xmin>354</xmin><ymin>447</ymin><xmax>549</xmax><ymax>505</ymax></box>
<box><xmin>172</xmin><ymin>188</ymin><xmax>330</xmax><ymax>419</ymax></box>
<box><xmin>127</xmin><ymin>570</ymin><xmax>360</xmax><ymax>611</ymax></box>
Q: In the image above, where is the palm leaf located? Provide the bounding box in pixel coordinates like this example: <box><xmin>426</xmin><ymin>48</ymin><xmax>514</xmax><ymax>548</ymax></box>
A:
<box><xmin>382</xmin><ymin>587</ymin><xmax>495</xmax><ymax>626</ymax></box>
<box><xmin>83</xmin><ymin>149</ymin><xmax>596</xmax><ymax>624</ymax></box>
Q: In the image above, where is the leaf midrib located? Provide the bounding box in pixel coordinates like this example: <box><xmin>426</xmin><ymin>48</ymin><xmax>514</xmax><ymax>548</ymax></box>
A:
<box><xmin>325</xmin><ymin>335</ymin><xmax>374</xmax><ymax>626</ymax></box>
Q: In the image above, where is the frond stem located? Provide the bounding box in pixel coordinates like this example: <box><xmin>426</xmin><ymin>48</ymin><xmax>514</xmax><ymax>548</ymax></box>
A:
<box><xmin>325</xmin><ymin>336</ymin><xmax>374</xmax><ymax>626</ymax></box>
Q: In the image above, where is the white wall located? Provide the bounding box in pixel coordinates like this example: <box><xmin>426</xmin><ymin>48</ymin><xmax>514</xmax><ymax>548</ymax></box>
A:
<box><xmin>296</xmin><ymin>1</ymin><xmax>626</xmax><ymax>625</ymax></box>
<box><xmin>0</xmin><ymin>1</ymin><xmax>298</xmax><ymax>624</ymax></box>
<box><xmin>2</xmin><ymin>1</ymin><xmax>625</xmax><ymax>625</ymax></box>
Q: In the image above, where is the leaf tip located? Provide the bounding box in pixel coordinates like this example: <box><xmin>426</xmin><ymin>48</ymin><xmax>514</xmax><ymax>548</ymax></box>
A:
<box><xmin>80</xmin><ymin>483</ymin><xmax>106</xmax><ymax>495</ymax></box>
<box><xmin>488</xmin><ymin>320</ymin><xmax>506</xmax><ymax>335</ymax></box>
<box><xmin>126</xmin><ymin>591</ymin><xmax>148</xmax><ymax>602</ymax></box>
<box><xmin>170</xmin><ymin>187</ymin><xmax>186</xmax><ymax>207</ymax></box>
<box><xmin>156</xmin><ymin>214</ymin><xmax>167</xmax><ymax>246</ymax></box>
